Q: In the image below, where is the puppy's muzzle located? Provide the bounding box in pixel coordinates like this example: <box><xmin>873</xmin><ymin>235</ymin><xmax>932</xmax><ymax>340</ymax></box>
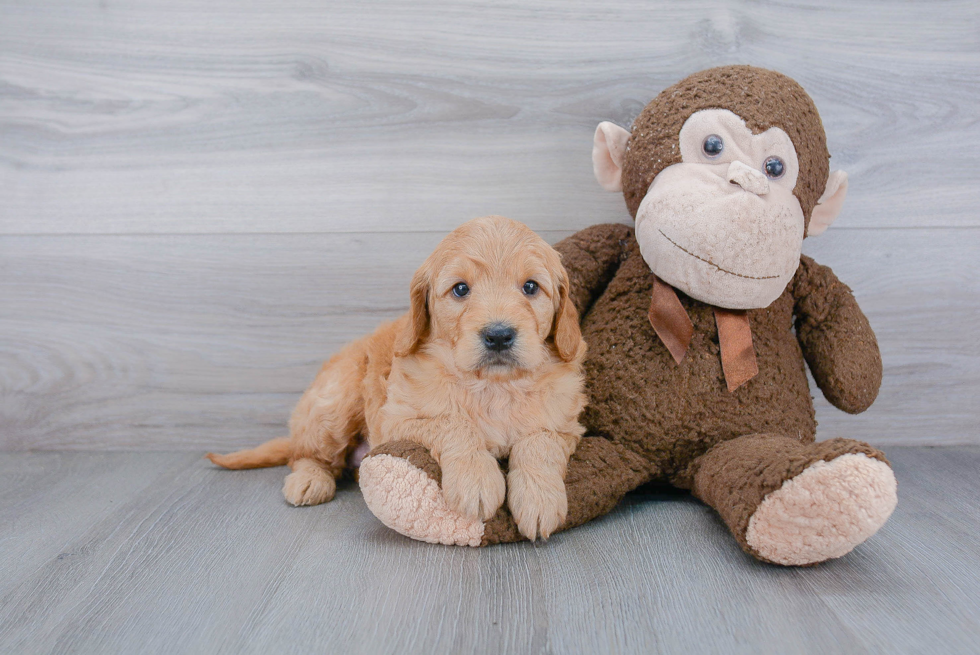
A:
<box><xmin>482</xmin><ymin>323</ymin><xmax>516</xmax><ymax>352</ymax></box>
<box><xmin>480</xmin><ymin>323</ymin><xmax>519</xmax><ymax>368</ymax></box>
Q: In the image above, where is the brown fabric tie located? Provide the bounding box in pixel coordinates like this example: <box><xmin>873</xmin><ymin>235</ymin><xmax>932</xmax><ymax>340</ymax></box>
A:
<box><xmin>647</xmin><ymin>276</ymin><xmax>758</xmax><ymax>392</ymax></box>
<box><xmin>713</xmin><ymin>307</ymin><xmax>759</xmax><ymax>392</ymax></box>
<box><xmin>648</xmin><ymin>275</ymin><xmax>693</xmax><ymax>365</ymax></box>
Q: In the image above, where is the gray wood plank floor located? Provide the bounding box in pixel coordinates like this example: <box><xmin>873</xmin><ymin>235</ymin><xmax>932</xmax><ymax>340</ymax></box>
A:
<box><xmin>1</xmin><ymin>446</ymin><xmax>977</xmax><ymax>654</ymax></box>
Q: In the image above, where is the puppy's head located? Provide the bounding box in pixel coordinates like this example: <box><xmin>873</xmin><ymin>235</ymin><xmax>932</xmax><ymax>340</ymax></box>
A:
<box><xmin>395</xmin><ymin>216</ymin><xmax>583</xmax><ymax>376</ymax></box>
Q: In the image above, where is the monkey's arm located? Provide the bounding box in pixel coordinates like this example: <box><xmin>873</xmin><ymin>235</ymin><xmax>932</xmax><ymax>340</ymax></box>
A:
<box><xmin>553</xmin><ymin>223</ymin><xmax>633</xmax><ymax>316</ymax></box>
<box><xmin>791</xmin><ymin>255</ymin><xmax>882</xmax><ymax>414</ymax></box>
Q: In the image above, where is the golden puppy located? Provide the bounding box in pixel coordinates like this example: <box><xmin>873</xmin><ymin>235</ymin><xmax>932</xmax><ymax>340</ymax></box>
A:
<box><xmin>207</xmin><ymin>215</ymin><xmax>587</xmax><ymax>540</ymax></box>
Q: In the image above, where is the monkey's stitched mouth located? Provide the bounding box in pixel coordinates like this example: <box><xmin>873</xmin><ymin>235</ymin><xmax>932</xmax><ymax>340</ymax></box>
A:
<box><xmin>658</xmin><ymin>230</ymin><xmax>779</xmax><ymax>281</ymax></box>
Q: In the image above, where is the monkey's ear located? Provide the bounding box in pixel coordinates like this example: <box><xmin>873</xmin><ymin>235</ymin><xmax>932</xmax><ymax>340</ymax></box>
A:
<box><xmin>808</xmin><ymin>170</ymin><xmax>848</xmax><ymax>236</ymax></box>
<box><xmin>593</xmin><ymin>122</ymin><xmax>631</xmax><ymax>192</ymax></box>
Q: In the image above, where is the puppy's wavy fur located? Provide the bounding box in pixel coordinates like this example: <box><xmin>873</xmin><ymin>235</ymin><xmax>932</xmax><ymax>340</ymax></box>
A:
<box><xmin>208</xmin><ymin>216</ymin><xmax>587</xmax><ymax>540</ymax></box>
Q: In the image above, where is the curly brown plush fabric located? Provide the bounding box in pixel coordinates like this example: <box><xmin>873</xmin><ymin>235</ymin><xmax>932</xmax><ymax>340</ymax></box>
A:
<box><xmin>471</xmin><ymin>224</ymin><xmax>887</xmax><ymax>557</ymax></box>
<box><xmin>552</xmin><ymin>225</ymin><xmax>882</xmax><ymax>479</ymax></box>
<box><xmin>361</xmin><ymin>66</ymin><xmax>894</xmax><ymax>564</ymax></box>
<box><xmin>481</xmin><ymin>436</ymin><xmax>651</xmax><ymax>545</ymax></box>
<box><xmin>622</xmin><ymin>65</ymin><xmax>830</xmax><ymax>234</ymax></box>
<box><xmin>690</xmin><ymin>434</ymin><xmax>889</xmax><ymax>559</ymax></box>
<box><xmin>369</xmin><ymin>440</ymin><xmax>443</xmax><ymax>484</ymax></box>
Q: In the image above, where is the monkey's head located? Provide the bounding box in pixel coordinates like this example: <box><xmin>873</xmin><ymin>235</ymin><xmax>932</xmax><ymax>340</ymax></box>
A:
<box><xmin>593</xmin><ymin>66</ymin><xmax>848</xmax><ymax>310</ymax></box>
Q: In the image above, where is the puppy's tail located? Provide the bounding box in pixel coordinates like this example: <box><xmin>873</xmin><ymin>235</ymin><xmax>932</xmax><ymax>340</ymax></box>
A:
<box><xmin>205</xmin><ymin>437</ymin><xmax>292</xmax><ymax>470</ymax></box>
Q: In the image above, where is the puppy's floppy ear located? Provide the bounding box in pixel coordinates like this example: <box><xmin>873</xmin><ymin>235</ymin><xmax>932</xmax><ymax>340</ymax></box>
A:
<box><xmin>395</xmin><ymin>261</ymin><xmax>431</xmax><ymax>357</ymax></box>
<box><xmin>550</xmin><ymin>266</ymin><xmax>583</xmax><ymax>362</ymax></box>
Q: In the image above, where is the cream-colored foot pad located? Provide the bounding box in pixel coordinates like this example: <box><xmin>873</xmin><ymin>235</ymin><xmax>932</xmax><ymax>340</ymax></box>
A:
<box><xmin>359</xmin><ymin>454</ymin><xmax>485</xmax><ymax>547</ymax></box>
<box><xmin>746</xmin><ymin>454</ymin><xmax>898</xmax><ymax>566</ymax></box>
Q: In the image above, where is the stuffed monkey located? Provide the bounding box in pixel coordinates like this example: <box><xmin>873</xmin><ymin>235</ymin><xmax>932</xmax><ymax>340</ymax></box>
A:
<box><xmin>358</xmin><ymin>66</ymin><xmax>897</xmax><ymax>566</ymax></box>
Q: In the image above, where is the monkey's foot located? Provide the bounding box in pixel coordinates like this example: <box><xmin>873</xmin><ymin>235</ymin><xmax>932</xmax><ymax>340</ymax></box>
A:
<box><xmin>359</xmin><ymin>442</ymin><xmax>485</xmax><ymax>547</ymax></box>
<box><xmin>745</xmin><ymin>453</ymin><xmax>897</xmax><ymax>566</ymax></box>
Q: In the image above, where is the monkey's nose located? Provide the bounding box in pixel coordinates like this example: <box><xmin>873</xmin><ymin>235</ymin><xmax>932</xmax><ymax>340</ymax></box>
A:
<box><xmin>727</xmin><ymin>160</ymin><xmax>770</xmax><ymax>196</ymax></box>
<box><xmin>482</xmin><ymin>323</ymin><xmax>517</xmax><ymax>352</ymax></box>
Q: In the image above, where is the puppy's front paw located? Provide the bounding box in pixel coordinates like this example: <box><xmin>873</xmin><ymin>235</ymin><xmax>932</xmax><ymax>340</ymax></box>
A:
<box><xmin>442</xmin><ymin>451</ymin><xmax>506</xmax><ymax>521</ymax></box>
<box><xmin>507</xmin><ymin>468</ymin><xmax>567</xmax><ymax>541</ymax></box>
<box><xmin>282</xmin><ymin>460</ymin><xmax>336</xmax><ymax>506</ymax></box>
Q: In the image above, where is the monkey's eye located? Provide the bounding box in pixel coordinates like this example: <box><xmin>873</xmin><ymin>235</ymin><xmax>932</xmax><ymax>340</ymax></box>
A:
<box><xmin>702</xmin><ymin>134</ymin><xmax>724</xmax><ymax>158</ymax></box>
<box><xmin>522</xmin><ymin>280</ymin><xmax>539</xmax><ymax>296</ymax></box>
<box><xmin>452</xmin><ymin>282</ymin><xmax>470</xmax><ymax>298</ymax></box>
<box><xmin>764</xmin><ymin>156</ymin><xmax>785</xmax><ymax>179</ymax></box>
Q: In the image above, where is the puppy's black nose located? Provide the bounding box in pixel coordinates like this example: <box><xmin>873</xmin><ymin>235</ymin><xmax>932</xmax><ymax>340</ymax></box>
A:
<box><xmin>483</xmin><ymin>324</ymin><xmax>516</xmax><ymax>352</ymax></box>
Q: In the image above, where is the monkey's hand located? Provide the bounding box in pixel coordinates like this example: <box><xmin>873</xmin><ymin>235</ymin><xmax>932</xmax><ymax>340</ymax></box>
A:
<box><xmin>553</xmin><ymin>223</ymin><xmax>633</xmax><ymax>317</ymax></box>
<box><xmin>792</xmin><ymin>255</ymin><xmax>882</xmax><ymax>414</ymax></box>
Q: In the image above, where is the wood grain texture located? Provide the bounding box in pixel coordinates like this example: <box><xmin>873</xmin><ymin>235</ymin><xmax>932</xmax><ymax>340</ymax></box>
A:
<box><xmin>2</xmin><ymin>0</ymin><xmax>979</xmax><ymax>450</ymax></box>
<box><xmin>0</xmin><ymin>452</ymin><xmax>200</xmax><ymax>600</ymax></box>
<box><xmin>1</xmin><ymin>227</ymin><xmax>976</xmax><ymax>450</ymax></box>
<box><xmin>2</xmin><ymin>228</ymin><xmax>978</xmax><ymax>450</ymax></box>
<box><xmin>1</xmin><ymin>0</ymin><xmax>978</xmax><ymax>234</ymax></box>
<box><xmin>0</xmin><ymin>447</ymin><xmax>977</xmax><ymax>653</ymax></box>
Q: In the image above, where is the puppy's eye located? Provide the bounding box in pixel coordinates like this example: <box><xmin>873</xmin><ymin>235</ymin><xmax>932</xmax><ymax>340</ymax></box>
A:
<box><xmin>522</xmin><ymin>280</ymin><xmax>539</xmax><ymax>296</ymax></box>
<box><xmin>764</xmin><ymin>156</ymin><xmax>785</xmax><ymax>179</ymax></box>
<box><xmin>452</xmin><ymin>282</ymin><xmax>469</xmax><ymax>298</ymax></box>
<box><xmin>702</xmin><ymin>134</ymin><xmax>724</xmax><ymax>158</ymax></box>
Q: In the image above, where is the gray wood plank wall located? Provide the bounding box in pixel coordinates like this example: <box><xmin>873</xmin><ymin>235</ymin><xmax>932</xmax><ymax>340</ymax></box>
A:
<box><xmin>2</xmin><ymin>0</ymin><xmax>978</xmax><ymax>450</ymax></box>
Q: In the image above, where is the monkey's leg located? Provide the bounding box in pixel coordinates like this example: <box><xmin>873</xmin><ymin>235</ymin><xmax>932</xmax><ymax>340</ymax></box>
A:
<box><xmin>358</xmin><ymin>437</ymin><xmax>651</xmax><ymax>546</ymax></box>
<box><xmin>689</xmin><ymin>434</ymin><xmax>897</xmax><ymax>566</ymax></box>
